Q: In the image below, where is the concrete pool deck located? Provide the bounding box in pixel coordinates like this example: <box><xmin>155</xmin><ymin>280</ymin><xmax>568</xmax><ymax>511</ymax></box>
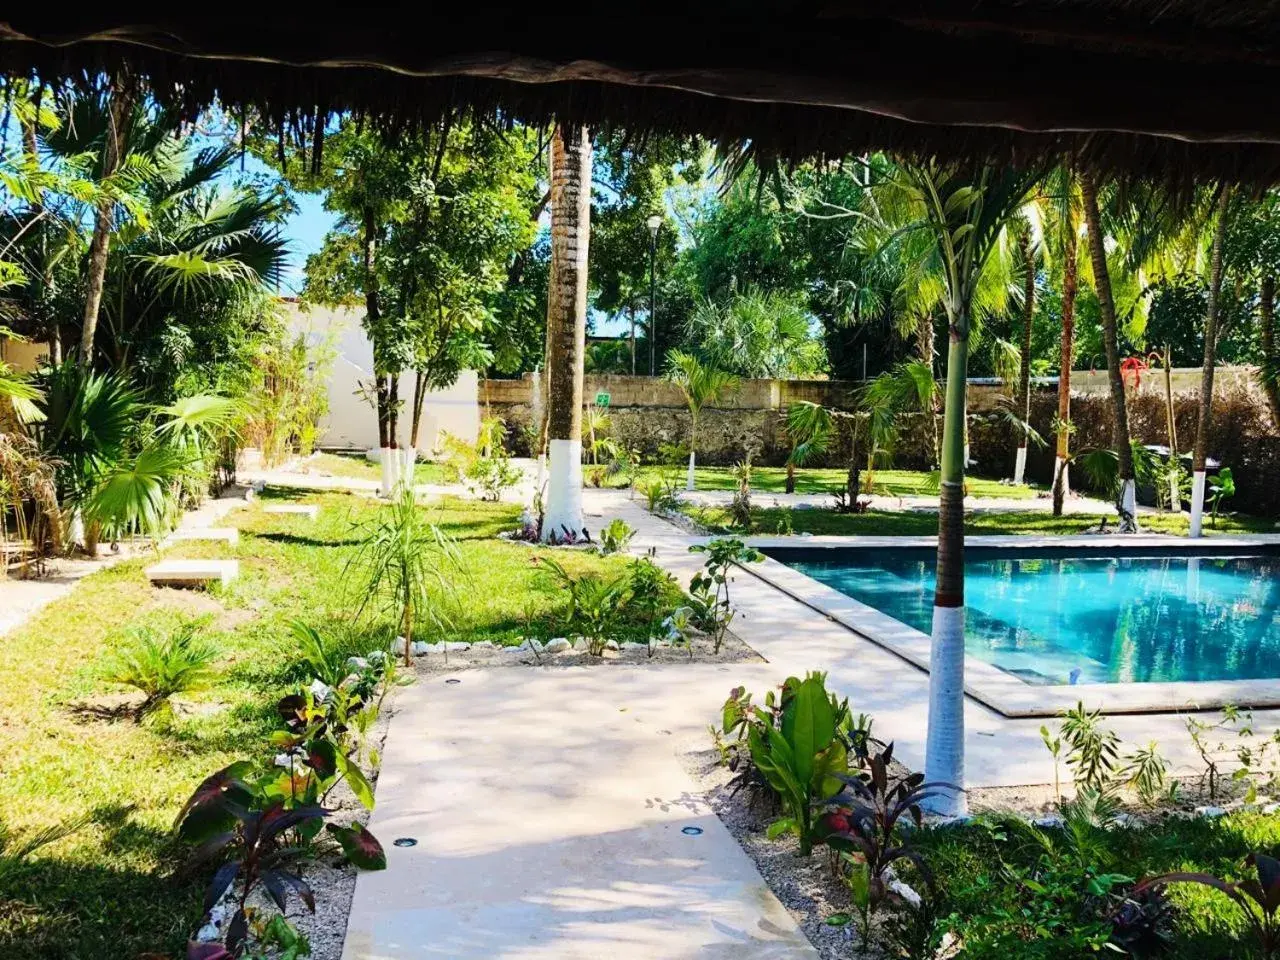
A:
<box><xmin>343</xmin><ymin>488</ymin><xmax>1280</xmax><ymax>959</ymax></box>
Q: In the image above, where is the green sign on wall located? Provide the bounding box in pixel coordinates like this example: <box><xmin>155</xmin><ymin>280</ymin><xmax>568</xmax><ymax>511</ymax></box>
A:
<box><xmin>595</xmin><ymin>392</ymin><xmax>611</xmax><ymax>407</ymax></box>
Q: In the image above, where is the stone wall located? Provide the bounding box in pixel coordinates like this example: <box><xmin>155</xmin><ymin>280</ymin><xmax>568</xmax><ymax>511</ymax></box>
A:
<box><xmin>483</xmin><ymin>370</ymin><xmax>1280</xmax><ymax>515</ymax></box>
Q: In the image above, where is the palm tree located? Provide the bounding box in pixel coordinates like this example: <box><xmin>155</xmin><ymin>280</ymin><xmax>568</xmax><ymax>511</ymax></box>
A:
<box><xmin>665</xmin><ymin>350</ymin><xmax>739</xmax><ymax>491</ymax></box>
<box><xmin>783</xmin><ymin>400</ymin><xmax>833</xmax><ymax>494</ymax></box>
<box><xmin>1189</xmin><ymin>186</ymin><xmax>1231</xmax><ymax>537</ymax></box>
<box><xmin>1012</xmin><ymin>217</ymin><xmax>1037</xmax><ymax>485</ymax></box>
<box><xmin>1080</xmin><ymin>171</ymin><xmax>1140</xmax><ymax>531</ymax></box>
<box><xmin>889</xmin><ymin>160</ymin><xmax>1042</xmax><ymax>816</ymax></box>
<box><xmin>542</xmin><ymin>125</ymin><xmax>591</xmax><ymax>541</ymax></box>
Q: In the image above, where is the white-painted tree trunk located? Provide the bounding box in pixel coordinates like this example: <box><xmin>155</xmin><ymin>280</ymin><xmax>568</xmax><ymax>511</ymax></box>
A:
<box><xmin>401</xmin><ymin>447</ymin><xmax>417</xmax><ymax>488</ymax></box>
<box><xmin>923</xmin><ymin>604</ymin><xmax>967</xmax><ymax>816</ymax></box>
<box><xmin>1119</xmin><ymin>478</ymin><xmax>1137</xmax><ymax>524</ymax></box>
<box><xmin>542</xmin><ymin>438</ymin><xmax>584</xmax><ymax>541</ymax></box>
<box><xmin>1188</xmin><ymin>470</ymin><xmax>1207</xmax><ymax>537</ymax></box>
<box><xmin>686</xmin><ymin>450</ymin><xmax>696</xmax><ymax>491</ymax></box>
<box><xmin>379</xmin><ymin>448</ymin><xmax>394</xmax><ymax>497</ymax></box>
<box><xmin>1053</xmin><ymin>457</ymin><xmax>1070</xmax><ymax>500</ymax></box>
<box><xmin>1013</xmin><ymin>445</ymin><xmax>1027</xmax><ymax>485</ymax></box>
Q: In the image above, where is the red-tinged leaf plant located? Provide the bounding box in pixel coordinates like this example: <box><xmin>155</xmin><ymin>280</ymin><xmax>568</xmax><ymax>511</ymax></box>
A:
<box><xmin>1134</xmin><ymin>853</ymin><xmax>1280</xmax><ymax>958</ymax></box>
<box><xmin>177</xmin><ymin>757</ymin><xmax>386</xmax><ymax>956</ymax></box>
<box><xmin>815</xmin><ymin>743</ymin><xmax>952</xmax><ymax>934</ymax></box>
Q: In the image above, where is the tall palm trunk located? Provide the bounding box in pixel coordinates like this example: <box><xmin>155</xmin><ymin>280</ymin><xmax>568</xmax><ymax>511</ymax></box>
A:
<box><xmin>80</xmin><ymin>74</ymin><xmax>134</xmax><ymax>370</ymax></box>
<box><xmin>1052</xmin><ymin>203</ymin><xmax>1077</xmax><ymax>515</ymax></box>
<box><xmin>1261</xmin><ymin>275</ymin><xmax>1280</xmax><ymax>431</ymax></box>
<box><xmin>363</xmin><ymin>204</ymin><xmax>396</xmax><ymax>495</ymax></box>
<box><xmin>541</xmin><ymin>125</ymin><xmax>590</xmax><ymax>542</ymax></box>
<box><xmin>1081</xmin><ymin>172</ymin><xmax>1138</xmax><ymax>531</ymax></box>
<box><xmin>1013</xmin><ymin>228</ymin><xmax>1035</xmax><ymax>484</ymax></box>
<box><xmin>917</xmin><ymin>312</ymin><xmax>940</xmax><ymax>468</ymax></box>
<box><xmin>1189</xmin><ymin>187</ymin><xmax>1230</xmax><ymax>537</ymax></box>
<box><xmin>925</xmin><ymin>305</ymin><xmax>970</xmax><ymax>817</ymax></box>
<box><xmin>20</xmin><ymin>100</ymin><xmax>61</xmax><ymax>366</ymax></box>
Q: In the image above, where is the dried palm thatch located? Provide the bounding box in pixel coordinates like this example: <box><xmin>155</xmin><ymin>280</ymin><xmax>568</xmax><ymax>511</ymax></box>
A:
<box><xmin>0</xmin><ymin>430</ymin><xmax>60</xmax><ymax>577</ymax></box>
<box><xmin>7</xmin><ymin>4</ymin><xmax>1280</xmax><ymax>182</ymax></box>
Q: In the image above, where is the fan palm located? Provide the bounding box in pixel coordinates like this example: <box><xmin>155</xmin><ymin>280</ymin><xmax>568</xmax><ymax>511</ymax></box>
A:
<box><xmin>665</xmin><ymin>350</ymin><xmax>740</xmax><ymax>490</ymax></box>
<box><xmin>783</xmin><ymin>400</ymin><xmax>834</xmax><ymax>494</ymax></box>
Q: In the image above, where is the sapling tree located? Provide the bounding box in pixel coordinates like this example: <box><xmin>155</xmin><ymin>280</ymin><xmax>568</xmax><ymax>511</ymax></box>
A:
<box><xmin>346</xmin><ymin>485</ymin><xmax>460</xmax><ymax>665</ymax></box>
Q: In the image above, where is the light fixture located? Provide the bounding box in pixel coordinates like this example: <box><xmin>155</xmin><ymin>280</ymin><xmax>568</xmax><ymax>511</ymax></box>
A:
<box><xmin>646</xmin><ymin>213</ymin><xmax>662</xmax><ymax>238</ymax></box>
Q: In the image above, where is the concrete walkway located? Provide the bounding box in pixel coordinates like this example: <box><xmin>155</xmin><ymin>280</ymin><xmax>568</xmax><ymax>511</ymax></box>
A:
<box><xmin>0</xmin><ymin>491</ymin><xmax>248</xmax><ymax>637</ymax></box>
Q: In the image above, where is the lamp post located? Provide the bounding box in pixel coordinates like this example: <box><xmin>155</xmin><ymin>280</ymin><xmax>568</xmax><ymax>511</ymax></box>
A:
<box><xmin>646</xmin><ymin>213</ymin><xmax>662</xmax><ymax>375</ymax></box>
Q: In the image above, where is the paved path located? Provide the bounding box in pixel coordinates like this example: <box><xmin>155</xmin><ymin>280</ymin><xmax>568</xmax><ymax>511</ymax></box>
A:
<box><xmin>0</xmin><ymin>491</ymin><xmax>248</xmax><ymax>637</ymax></box>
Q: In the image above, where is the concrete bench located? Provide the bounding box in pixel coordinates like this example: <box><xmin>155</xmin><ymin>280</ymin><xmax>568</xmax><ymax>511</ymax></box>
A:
<box><xmin>165</xmin><ymin>527</ymin><xmax>240</xmax><ymax>546</ymax></box>
<box><xmin>146</xmin><ymin>559</ymin><xmax>239</xmax><ymax>588</ymax></box>
<box><xmin>264</xmin><ymin>505</ymin><xmax>319</xmax><ymax>520</ymax></box>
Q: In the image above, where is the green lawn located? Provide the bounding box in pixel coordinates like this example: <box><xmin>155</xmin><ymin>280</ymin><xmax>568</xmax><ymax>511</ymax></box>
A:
<box><xmin>0</xmin><ymin>489</ymin><xmax>674</xmax><ymax>957</ymax></box>
<box><xmin>684</xmin><ymin>502</ymin><xmax>1276</xmax><ymax>537</ymax></box>
<box><xmin>912</xmin><ymin>810</ymin><xmax>1280</xmax><ymax>958</ymax></box>
<box><xmin>608</xmin><ymin>464</ymin><xmax>1041</xmax><ymax>499</ymax></box>
<box><xmin>303</xmin><ymin>450</ymin><xmax>449</xmax><ymax>485</ymax></box>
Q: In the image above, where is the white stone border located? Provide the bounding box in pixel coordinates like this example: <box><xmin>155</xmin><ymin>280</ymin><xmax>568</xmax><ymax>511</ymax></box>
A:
<box><xmin>741</xmin><ymin>534</ymin><xmax>1280</xmax><ymax>718</ymax></box>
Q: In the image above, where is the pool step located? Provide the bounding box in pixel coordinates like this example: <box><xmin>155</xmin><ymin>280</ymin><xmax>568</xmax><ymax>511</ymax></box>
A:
<box><xmin>146</xmin><ymin>559</ymin><xmax>239</xmax><ymax>588</ymax></box>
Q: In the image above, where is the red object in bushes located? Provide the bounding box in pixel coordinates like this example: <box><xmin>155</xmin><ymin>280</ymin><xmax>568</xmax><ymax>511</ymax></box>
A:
<box><xmin>1120</xmin><ymin>355</ymin><xmax>1148</xmax><ymax>390</ymax></box>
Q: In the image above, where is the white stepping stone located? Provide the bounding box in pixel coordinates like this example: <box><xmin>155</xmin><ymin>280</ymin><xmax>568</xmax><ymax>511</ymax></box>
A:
<box><xmin>146</xmin><ymin>559</ymin><xmax>239</xmax><ymax>588</ymax></box>
<box><xmin>264</xmin><ymin>505</ymin><xmax>318</xmax><ymax>520</ymax></box>
<box><xmin>166</xmin><ymin>527</ymin><xmax>239</xmax><ymax>546</ymax></box>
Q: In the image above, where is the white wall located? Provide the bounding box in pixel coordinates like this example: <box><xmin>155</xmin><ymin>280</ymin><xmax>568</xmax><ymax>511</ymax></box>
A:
<box><xmin>283</xmin><ymin>301</ymin><xmax>480</xmax><ymax>452</ymax></box>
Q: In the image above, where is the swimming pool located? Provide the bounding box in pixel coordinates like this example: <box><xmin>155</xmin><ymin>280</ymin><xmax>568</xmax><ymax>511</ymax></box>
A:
<box><xmin>773</xmin><ymin>547</ymin><xmax>1280</xmax><ymax>685</ymax></box>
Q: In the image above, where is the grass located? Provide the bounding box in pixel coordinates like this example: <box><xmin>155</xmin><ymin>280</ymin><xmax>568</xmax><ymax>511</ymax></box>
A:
<box><xmin>912</xmin><ymin>810</ymin><xmax>1280</xmax><ymax>958</ymax></box>
<box><xmin>684</xmin><ymin>503</ymin><xmax>1276</xmax><ymax>537</ymax></box>
<box><xmin>303</xmin><ymin>450</ymin><xmax>448</xmax><ymax>485</ymax></box>
<box><xmin>600</xmin><ymin>464</ymin><xmax>1041</xmax><ymax>499</ymax></box>
<box><xmin>0</xmin><ymin>488</ymin><xmax>674</xmax><ymax>957</ymax></box>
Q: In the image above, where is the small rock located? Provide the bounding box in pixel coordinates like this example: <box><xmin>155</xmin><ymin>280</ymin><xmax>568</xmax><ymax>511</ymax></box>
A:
<box><xmin>196</xmin><ymin>903</ymin><xmax>230</xmax><ymax>942</ymax></box>
<box><xmin>620</xmin><ymin>641</ymin><xmax>647</xmax><ymax>651</ymax></box>
<box><xmin>604</xmin><ymin>639</ymin><xmax>620</xmax><ymax>651</ymax></box>
<box><xmin>543</xmin><ymin>637</ymin><xmax>572</xmax><ymax>653</ymax></box>
<box><xmin>443</xmin><ymin>641</ymin><xmax>470</xmax><ymax>652</ymax></box>
<box><xmin>1112</xmin><ymin>812</ymin><xmax>1140</xmax><ymax>828</ymax></box>
<box><xmin>345</xmin><ymin>656</ymin><xmax>369</xmax><ymax>671</ymax></box>
<box><xmin>308</xmin><ymin>679</ymin><xmax>333</xmax><ymax>702</ymax></box>
<box><xmin>391</xmin><ymin>636</ymin><xmax>408</xmax><ymax>655</ymax></box>
<box><xmin>520</xmin><ymin>638</ymin><xmax>545</xmax><ymax>654</ymax></box>
<box><xmin>571</xmin><ymin>637</ymin><xmax>589</xmax><ymax>650</ymax></box>
<box><xmin>410</xmin><ymin>641</ymin><xmax>430</xmax><ymax>656</ymax></box>
<box><xmin>471</xmin><ymin>640</ymin><xmax>495</xmax><ymax>650</ymax></box>
<box><xmin>1261</xmin><ymin>802</ymin><xmax>1280</xmax><ymax>815</ymax></box>
<box><xmin>1031</xmin><ymin>815</ymin><xmax>1064</xmax><ymax>829</ymax></box>
<box><xmin>1196</xmin><ymin>805</ymin><xmax>1227</xmax><ymax>818</ymax></box>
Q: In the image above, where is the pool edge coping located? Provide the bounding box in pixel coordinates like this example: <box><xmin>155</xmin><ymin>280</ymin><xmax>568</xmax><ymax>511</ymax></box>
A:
<box><xmin>740</xmin><ymin>535</ymin><xmax>1280</xmax><ymax>719</ymax></box>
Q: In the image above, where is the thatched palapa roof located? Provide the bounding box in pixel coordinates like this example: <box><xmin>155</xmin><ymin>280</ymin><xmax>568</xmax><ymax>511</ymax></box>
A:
<box><xmin>6</xmin><ymin>4</ymin><xmax>1280</xmax><ymax>181</ymax></box>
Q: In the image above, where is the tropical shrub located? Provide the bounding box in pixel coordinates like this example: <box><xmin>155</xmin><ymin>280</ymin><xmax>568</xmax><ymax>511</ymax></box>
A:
<box><xmin>535</xmin><ymin>555</ymin><xmax>632</xmax><ymax>655</ymax></box>
<box><xmin>743</xmin><ymin>672</ymin><xmax>850</xmax><ymax>855</ymax></box>
<box><xmin>101</xmin><ymin>621</ymin><xmax>218</xmax><ymax>721</ymax></box>
<box><xmin>816</xmin><ymin>743</ymin><xmax>946</xmax><ymax>937</ymax></box>
<box><xmin>1209</xmin><ymin>466</ymin><xmax>1236</xmax><ymax>526</ymax></box>
<box><xmin>688</xmin><ymin>537</ymin><xmax>764</xmax><ymax>654</ymax></box>
<box><xmin>465</xmin><ymin>454</ymin><xmax>522</xmax><ymax>502</ymax></box>
<box><xmin>598</xmin><ymin>518</ymin><xmax>635</xmax><ymax>555</ymax></box>
<box><xmin>1136</xmin><ymin>854</ymin><xmax>1280</xmax><ymax>960</ymax></box>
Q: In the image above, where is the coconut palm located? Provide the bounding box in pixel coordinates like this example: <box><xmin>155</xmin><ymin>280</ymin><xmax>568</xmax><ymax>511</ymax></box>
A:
<box><xmin>542</xmin><ymin>125</ymin><xmax>591</xmax><ymax>541</ymax></box>
<box><xmin>1189</xmin><ymin>187</ymin><xmax>1231</xmax><ymax>537</ymax></box>
<box><xmin>1011</xmin><ymin>216</ymin><xmax>1038</xmax><ymax>485</ymax></box>
<box><xmin>783</xmin><ymin>400</ymin><xmax>833</xmax><ymax>494</ymax></box>
<box><xmin>1079</xmin><ymin>172</ymin><xmax>1141</xmax><ymax>531</ymax></box>
<box><xmin>885</xmin><ymin>160</ymin><xmax>1042</xmax><ymax>816</ymax></box>
<box><xmin>665</xmin><ymin>350</ymin><xmax>740</xmax><ymax>491</ymax></box>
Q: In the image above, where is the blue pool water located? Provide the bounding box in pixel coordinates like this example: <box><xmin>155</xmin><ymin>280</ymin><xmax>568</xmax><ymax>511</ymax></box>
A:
<box><xmin>777</xmin><ymin>549</ymin><xmax>1280</xmax><ymax>685</ymax></box>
